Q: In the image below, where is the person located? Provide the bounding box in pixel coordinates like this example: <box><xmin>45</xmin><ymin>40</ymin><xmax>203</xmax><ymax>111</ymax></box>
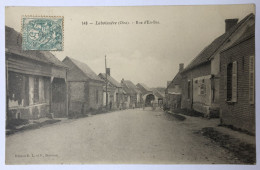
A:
<box><xmin>142</xmin><ymin>102</ymin><xmax>145</xmax><ymax>110</ymax></box>
<box><xmin>109</xmin><ymin>100</ymin><xmax>112</xmax><ymax>110</ymax></box>
<box><xmin>132</xmin><ymin>103</ymin><xmax>135</xmax><ymax>109</ymax></box>
<box><xmin>119</xmin><ymin>103</ymin><xmax>122</xmax><ymax>110</ymax></box>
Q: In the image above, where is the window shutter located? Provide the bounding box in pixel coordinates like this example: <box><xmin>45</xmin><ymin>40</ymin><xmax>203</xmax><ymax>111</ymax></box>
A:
<box><xmin>224</xmin><ymin>65</ymin><xmax>227</xmax><ymax>90</ymax></box>
<box><xmin>249</xmin><ymin>56</ymin><xmax>255</xmax><ymax>104</ymax></box>
<box><xmin>232</xmin><ymin>61</ymin><xmax>237</xmax><ymax>102</ymax></box>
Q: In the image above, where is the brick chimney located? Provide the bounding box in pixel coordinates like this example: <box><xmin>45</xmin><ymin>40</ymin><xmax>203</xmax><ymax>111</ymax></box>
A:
<box><xmin>106</xmin><ymin>68</ymin><xmax>110</xmax><ymax>76</ymax></box>
<box><xmin>179</xmin><ymin>63</ymin><xmax>184</xmax><ymax>72</ymax></box>
<box><xmin>225</xmin><ymin>19</ymin><xmax>238</xmax><ymax>32</ymax></box>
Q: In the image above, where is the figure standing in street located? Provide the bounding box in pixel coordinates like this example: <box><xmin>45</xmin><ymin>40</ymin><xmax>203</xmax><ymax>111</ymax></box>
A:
<box><xmin>109</xmin><ymin>100</ymin><xmax>112</xmax><ymax>110</ymax></box>
<box><xmin>132</xmin><ymin>102</ymin><xmax>135</xmax><ymax>109</ymax></box>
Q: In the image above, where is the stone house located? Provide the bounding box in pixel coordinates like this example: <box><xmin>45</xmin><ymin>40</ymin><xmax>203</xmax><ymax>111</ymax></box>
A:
<box><xmin>219</xmin><ymin>24</ymin><xmax>255</xmax><ymax>134</ymax></box>
<box><xmin>181</xmin><ymin>13</ymin><xmax>255</xmax><ymax>117</ymax></box>
<box><xmin>121</xmin><ymin>79</ymin><xmax>141</xmax><ymax>108</ymax></box>
<box><xmin>165</xmin><ymin>63</ymin><xmax>184</xmax><ymax>111</ymax></box>
<box><xmin>62</xmin><ymin>57</ymin><xmax>104</xmax><ymax>114</ymax></box>
<box><xmin>6</xmin><ymin>26</ymin><xmax>68</xmax><ymax>122</ymax></box>
<box><xmin>98</xmin><ymin>68</ymin><xmax>124</xmax><ymax>109</ymax></box>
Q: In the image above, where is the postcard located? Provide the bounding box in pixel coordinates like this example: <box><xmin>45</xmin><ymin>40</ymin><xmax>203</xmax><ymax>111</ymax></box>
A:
<box><xmin>5</xmin><ymin>5</ymin><xmax>256</xmax><ymax>165</ymax></box>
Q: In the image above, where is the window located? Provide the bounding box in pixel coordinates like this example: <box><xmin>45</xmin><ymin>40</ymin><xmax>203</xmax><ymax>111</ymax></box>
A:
<box><xmin>116</xmin><ymin>93</ymin><xmax>119</xmax><ymax>103</ymax></box>
<box><xmin>33</xmin><ymin>77</ymin><xmax>39</xmax><ymax>103</ymax></box>
<box><xmin>96</xmin><ymin>90</ymin><xmax>99</xmax><ymax>104</ymax></box>
<box><xmin>226</xmin><ymin>63</ymin><xmax>232</xmax><ymax>101</ymax></box>
<box><xmin>199</xmin><ymin>82</ymin><xmax>206</xmax><ymax>95</ymax></box>
<box><xmin>187</xmin><ymin>81</ymin><xmax>191</xmax><ymax>99</ymax></box>
<box><xmin>226</xmin><ymin>61</ymin><xmax>237</xmax><ymax>102</ymax></box>
<box><xmin>8</xmin><ymin>72</ymin><xmax>29</xmax><ymax>107</ymax></box>
<box><xmin>249</xmin><ymin>56</ymin><xmax>255</xmax><ymax>104</ymax></box>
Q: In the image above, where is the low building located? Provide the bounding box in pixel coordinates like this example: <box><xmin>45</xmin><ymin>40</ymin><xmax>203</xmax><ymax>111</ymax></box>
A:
<box><xmin>62</xmin><ymin>57</ymin><xmax>104</xmax><ymax>114</ymax></box>
<box><xmin>98</xmin><ymin>68</ymin><xmax>124</xmax><ymax>109</ymax></box>
<box><xmin>165</xmin><ymin>63</ymin><xmax>183</xmax><ymax>111</ymax></box>
<box><xmin>121</xmin><ymin>79</ymin><xmax>141</xmax><ymax>108</ymax></box>
<box><xmin>136</xmin><ymin>83</ymin><xmax>153</xmax><ymax>106</ymax></box>
<box><xmin>181</xmin><ymin>13</ymin><xmax>255</xmax><ymax>117</ymax></box>
<box><xmin>152</xmin><ymin>88</ymin><xmax>165</xmax><ymax>108</ymax></box>
<box><xmin>6</xmin><ymin>26</ymin><xmax>68</xmax><ymax>122</ymax></box>
<box><xmin>219</xmin><ymin>24</ymin><xmax>255</xmax><ymax>134</ymax></box>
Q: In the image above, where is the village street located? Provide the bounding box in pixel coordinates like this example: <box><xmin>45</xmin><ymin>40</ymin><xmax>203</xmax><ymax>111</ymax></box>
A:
<box><xmin>6</xmin><ymin>108</ymin><xmax>241</xmax><ymax>164</ymax></box>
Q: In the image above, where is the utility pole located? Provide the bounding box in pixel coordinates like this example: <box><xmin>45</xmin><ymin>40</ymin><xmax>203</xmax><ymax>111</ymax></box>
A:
<box><xmin>105</xmin><ymin>55</ymin><xmax>108</xmax><ymax>108</ymax></box>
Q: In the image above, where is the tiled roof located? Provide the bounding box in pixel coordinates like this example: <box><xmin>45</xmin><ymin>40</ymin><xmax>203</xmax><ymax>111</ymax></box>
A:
<box><xmin>99</xmin><ymin>73</ymin><xmax>122</xmax><ymax>88</ymax></box>
<box><xmin>5</xmin><ymin>26</ymin><xmax>67</xmax><ymax>68</ymax></box>
<box><xmin>136</xmin><ymin>83</ymin><xmax>152</xmax><ymax>93</ymax></box>
<box><xmin>182</xmin><ymin>13</ymin><xmax>254</xmax><ymax>73</ymax></box>
<box><xmin>122</xmin><ymin>80</ymin><xmax>140</xmax><ymax>94</ymax></box>
<box><xmin>167</xmin><ymin>72</ymin><xmax>182</xmax><ymax>89</ymax></box>
<box><xmin>125</xmin><ymin>80</ymin><xmax>140</xmax><ymax>93</ymax></box>
<box><xmin>65</xmin><ymin>57</ymin><xmax>103</xmax><ymax>82</ymax></box>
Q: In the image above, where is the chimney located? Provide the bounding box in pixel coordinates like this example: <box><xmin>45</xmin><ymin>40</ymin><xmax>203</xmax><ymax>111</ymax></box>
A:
<box><xmin>225</xmin><ymin>19</ymin><xmax>238</xmax><ymax>32</ymax></box>
<box><xmin>121</xmin><ymin>78</ymin><xmax>124</xmax><ymax>83</ymax></box>
<box><xmin>179</xmin><ymin>63</ymin><xmax>184</xmax><ymax>72</ymax></box>
<box><xmin>106</xmin><ymin>68</ymin><xmax>110</xmax><ymax>76</ymax></box>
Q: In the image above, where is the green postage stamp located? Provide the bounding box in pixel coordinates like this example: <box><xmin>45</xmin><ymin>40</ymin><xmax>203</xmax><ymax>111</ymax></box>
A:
<box><xmin>22</xmin><ymin>16</ymin><xmax>64</xmax><ymax>51</ymax></box>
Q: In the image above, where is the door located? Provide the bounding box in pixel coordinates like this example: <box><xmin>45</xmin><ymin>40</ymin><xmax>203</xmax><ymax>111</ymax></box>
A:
<box><xmin>51</xmin><ymin>78</ymin><xmax>66</xmax><ymax>117</ymax></box>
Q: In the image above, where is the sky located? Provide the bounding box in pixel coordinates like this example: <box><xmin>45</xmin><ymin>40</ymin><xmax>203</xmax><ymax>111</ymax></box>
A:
<box><xmin>5</xmin><ymin>5</ymin><xmax>255</xmax><ymax>88</ymax></box>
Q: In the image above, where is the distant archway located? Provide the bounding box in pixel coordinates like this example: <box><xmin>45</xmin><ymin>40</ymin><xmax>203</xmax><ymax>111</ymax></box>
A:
<box><xmin>145</xmin><ymin>94</ymin><xmax>155</xmax><ymax>106</ymax></box>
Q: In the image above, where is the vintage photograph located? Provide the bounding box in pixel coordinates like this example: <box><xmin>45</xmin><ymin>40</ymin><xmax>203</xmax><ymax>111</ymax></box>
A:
<box><xmin>5</xmin><ymin>5</ymin><xmax>255</xmax><ymax>164</ymax></box>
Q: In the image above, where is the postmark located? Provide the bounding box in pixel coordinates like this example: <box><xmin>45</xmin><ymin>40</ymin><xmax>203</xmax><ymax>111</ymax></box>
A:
<box><xmin>22</xmin><ymin>16</ymin><xmax>64</xmax><ymax>51</ymax></box>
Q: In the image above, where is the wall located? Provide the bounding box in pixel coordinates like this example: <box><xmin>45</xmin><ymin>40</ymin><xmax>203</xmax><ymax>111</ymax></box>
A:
<box><xmin>192</xmin><ymin>75</ymin><xmax>211</xmax><ymax>114</ymax></box>
<box><xmin>52</xmin><ymin>66</ymin><xmax>67</xmax><ymax>79</ymax></box>
<box><xmin>68</xmin><ymin>81</ymin><xmax>85</xmax><ymax>114</ymax></box>
<box><xmin>181</xmin><ymin>63</ymin><xmax>211</xmax><ymax>111</ymax></box>
<box><xmin>86</xmin><ymin>81</ymin><xmax>104</xmax><ymax>111</ymax></box>
<box><xmin>7</xmin><ymin>72</ymin><xmax>50</xmax><ymax>120</ymax></box>
<box><xmin>167</xmin><ymin>94</ymin><xmax>181</xmax><ymax>111</ymax></box>
<box><xmin>219</xmin><ymin>37</ymin><xmax>255</xmax><ymax>134</ymax></box>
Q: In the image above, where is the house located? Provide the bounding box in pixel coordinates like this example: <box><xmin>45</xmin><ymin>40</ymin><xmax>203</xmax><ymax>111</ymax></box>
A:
<box><xmin>165</xmin><ymin>63</ymin><xmax>184</xmax><ymax>111</ymax></box>
<box><xmin>181</xmin><ymin>13</ymin><xmax>255</xmax><ymax>117</ymax></box>
<box><xmin>98</xmin><ymin>68</ymin><xmax>124</xmax><ymax>109</ymax></box>
<box><xmin>6</xmin><ymin>26</ymin><xmax>68</xmax><ymax>122</ymax></box>
<box><xmin>62</xmin><ymin>57</ymin><xmax>104</xmax><ymax>114</ymax></box>
<box><xmin>136</xmin><ymin>83</ymin><xmax>153</xmax><ymax>106</ymax></box>
<box><xmin>121</xmin><ymin>79</ymin><xmax>142</xmax><ymax>108</ymax></box>
<box><xmin>152</xmin><ymin>88</ymin><xmax>165</xmax><ymax>108</ymax></box>
<box><xmin>219</xmin><ymin>24</ymin><xmax>255</xmax><ymax>134</ymax></box>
